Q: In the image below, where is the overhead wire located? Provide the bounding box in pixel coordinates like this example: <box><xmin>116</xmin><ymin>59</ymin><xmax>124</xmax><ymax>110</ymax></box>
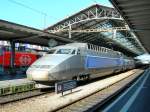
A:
<box><xmin>7</xmin><ymin>0</ymin><xmax>58</xmax><ymax>28</ymax></box>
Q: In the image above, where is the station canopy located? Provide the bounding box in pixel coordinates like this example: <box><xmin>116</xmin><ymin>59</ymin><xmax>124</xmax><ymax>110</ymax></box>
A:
<box><xmin>110</xmin><ymin>0</ymin><xmax>150</xmax><ymax>53</ymax></box>
<box><xmin>0</xmin><ymin>4</ymin><xmax>147</xmax><ymax>57</ymax></box>
<box><xmin>0</xmin><ymin>19</ymin><xmax>74</xmax><ymax>47</ymax></box>
<box><xmin>45</xmin><ymin>4</ymin><xmax>146</xmax><ymax>57</ymax></box>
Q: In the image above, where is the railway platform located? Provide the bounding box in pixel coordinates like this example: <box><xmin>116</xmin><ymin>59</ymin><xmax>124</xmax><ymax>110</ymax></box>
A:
<box><xmin>102</xmin><ymin>67</ymin><xmax>150</xmax><ymax>112</ymax></box>
<box><xmin>0</xmin><ymin>79</ymin><xmax>35</xmax><ymax>96</ymax></box>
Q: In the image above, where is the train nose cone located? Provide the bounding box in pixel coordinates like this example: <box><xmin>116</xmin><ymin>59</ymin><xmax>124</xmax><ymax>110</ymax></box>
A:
<box><xmin>27</xmin><ymin>70</ymin><xmax>49</xmax><ymax>81</ymax></box>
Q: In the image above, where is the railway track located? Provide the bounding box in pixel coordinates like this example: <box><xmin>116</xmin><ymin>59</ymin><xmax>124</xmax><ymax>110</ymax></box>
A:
<box><xmin>0</xmin><ymin>89</ymin><xmax>52</xmax><ymax>104</ymax></box>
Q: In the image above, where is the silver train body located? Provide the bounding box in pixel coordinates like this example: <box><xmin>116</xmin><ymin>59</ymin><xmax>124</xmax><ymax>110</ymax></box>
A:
<box><xmin>26</xmin><ymin>43</ymin><xmax>135</xmax><ymax>85</ymax></box>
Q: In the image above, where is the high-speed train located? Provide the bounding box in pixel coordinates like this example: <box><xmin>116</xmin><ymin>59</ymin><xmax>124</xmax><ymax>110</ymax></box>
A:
<box><xmin>26</xmin><ymin>43</ymin><xmax>135</xmax><ymax>85</ymax></box>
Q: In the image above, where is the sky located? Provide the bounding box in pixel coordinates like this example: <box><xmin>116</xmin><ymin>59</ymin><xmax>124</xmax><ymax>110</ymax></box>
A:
<box><xmin>0</xmin><ymin>0</ymin><xmax>112</xmax><ymax>29</ymax></box>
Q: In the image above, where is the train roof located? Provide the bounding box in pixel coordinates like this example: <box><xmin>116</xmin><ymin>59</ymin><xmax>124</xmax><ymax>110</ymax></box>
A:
<box><xmin>50</xmin><ymin>43</ymin><xmax>87</xmax><ymax>49</ymax></box>
<box><xmin>48</xmin><ymin>42</ymin><xmax>133</xmax><ymax>59</ymax></box>
<box><xmin>64</xmin><ymin>43</ymin><xmax>87</xmax><ymax>47</ymax></box>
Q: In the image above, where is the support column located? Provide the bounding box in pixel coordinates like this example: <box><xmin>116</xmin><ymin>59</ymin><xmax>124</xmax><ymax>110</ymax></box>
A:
<box><xmin>10</xmin><ymin>41</ymin><xmax>15</xmax><ymax>69</ymax></box>
<box><xmin>112</xmin><ymin>29</ymin><xmax>116</xmax><ymax>39</ymax></box>
<box><xmin>68</xmin><ymin>25</ymin><xmax>72</xmax><ymax>38</ymax></box>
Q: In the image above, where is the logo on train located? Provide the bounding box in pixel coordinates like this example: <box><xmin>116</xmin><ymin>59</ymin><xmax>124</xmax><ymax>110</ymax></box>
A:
<box><xmin>19</xmin><ymin>55</ymin><xmax>31</xmax><ymax>65</ymax></box>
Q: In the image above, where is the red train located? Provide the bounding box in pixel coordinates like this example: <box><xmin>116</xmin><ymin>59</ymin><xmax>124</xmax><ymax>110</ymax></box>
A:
<box><xmin>0</xmin><ymin>46</ymin><xmax>41</xmax><ymax>72</ymax></box>
<box><xmin>0</xmin><ymin>51</ymin><xmax>38</xmax><ymax>67</ymax></box>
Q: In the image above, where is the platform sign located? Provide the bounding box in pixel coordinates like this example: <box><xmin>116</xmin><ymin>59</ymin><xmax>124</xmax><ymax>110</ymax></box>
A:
<box><xmin>55</xmin><ymin>80</ymin><xmax>77</xmax><ymax>95</ymax></box>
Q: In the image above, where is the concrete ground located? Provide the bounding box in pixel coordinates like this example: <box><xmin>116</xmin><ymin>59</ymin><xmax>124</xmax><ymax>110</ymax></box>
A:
<box><xmin>102</xmin><ymin>68</ymin><xmax>150</xmax><ymax>112</ymax></box>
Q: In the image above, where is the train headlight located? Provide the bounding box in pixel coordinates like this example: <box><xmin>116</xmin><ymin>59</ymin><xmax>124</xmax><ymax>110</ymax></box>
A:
<box><xmin>27</xmin><ymin>70</ymin><xmax>50</xmax><ymax>81</ymax></box>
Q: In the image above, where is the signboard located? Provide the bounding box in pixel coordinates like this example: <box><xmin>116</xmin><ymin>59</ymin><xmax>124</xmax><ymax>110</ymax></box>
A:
<box><xmin>55</xmin><ymin>80</ymin><xmax>77</xmax><ymax>95</ymax></box>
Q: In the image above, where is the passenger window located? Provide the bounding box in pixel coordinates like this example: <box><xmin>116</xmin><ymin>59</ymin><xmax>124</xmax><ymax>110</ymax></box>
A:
<box><xmin>88</xmin><ymin>44</ymin><xmax>90</xmax><ymax>49</ymax></box>
<box><xmin>102</xmin><ymin>48</ymin><xmax>104</xmax><ymax>52</ymax></box>
<box><xmin>47</xmin><ymin>49</ymin><xmax>56</xmax><ymax>54</ymax></box>
<box><xmin>56</xmin><ymin>49</ymin><xmax>72</xmax><ymax>54</ymax></box>
<box><xmin>100</xmin><ymin>47</ymin><xmax>102</xmax><ymax>52</ymax></box>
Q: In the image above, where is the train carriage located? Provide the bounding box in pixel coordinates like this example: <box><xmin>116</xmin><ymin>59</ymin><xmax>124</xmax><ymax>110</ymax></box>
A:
<box><xmin>26</xmin><ymin>43</ymin><xmax>135</xmax><ymax>86</ymax></box>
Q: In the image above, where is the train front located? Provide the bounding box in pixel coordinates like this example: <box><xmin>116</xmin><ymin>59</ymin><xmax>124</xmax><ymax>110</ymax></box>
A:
<box><xmin>26</xmin><ymin>46</ymin><xmax>79</xmax><ymax>85</ymax></box>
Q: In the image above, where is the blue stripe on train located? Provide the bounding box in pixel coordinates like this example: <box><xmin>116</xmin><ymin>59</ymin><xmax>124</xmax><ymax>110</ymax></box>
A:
<box><xmin>85</xmin><ymin>55</ymin><xmax>123</xmax><ymax>69</ymax></box>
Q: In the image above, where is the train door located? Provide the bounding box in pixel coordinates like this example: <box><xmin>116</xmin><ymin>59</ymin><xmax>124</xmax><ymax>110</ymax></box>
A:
<box><xmin>76</xmin><ymin>48</ymin><xmax>90</xmax><ymax>80</ymax></box>
<box><xmin>78</xmin><ymin>47</ymin><xmax>85</xmax><ymax>68</ymax></box>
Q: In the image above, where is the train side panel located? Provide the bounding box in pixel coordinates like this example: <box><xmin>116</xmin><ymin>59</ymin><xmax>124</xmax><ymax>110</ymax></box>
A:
<box><xmin>84</xmin><ymin>56</ymin><xmax>122</xmax><ymax>78</ymax></box>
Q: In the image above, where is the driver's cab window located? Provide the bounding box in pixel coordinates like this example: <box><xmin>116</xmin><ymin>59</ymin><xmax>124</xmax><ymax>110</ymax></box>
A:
<box><xmin>71</xmin><ymin>50</ymin><xmax>76</xmax><ymax>54</ymax></box>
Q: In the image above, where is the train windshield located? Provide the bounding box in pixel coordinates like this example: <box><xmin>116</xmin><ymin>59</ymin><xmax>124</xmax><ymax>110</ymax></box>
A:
<box><xmin>47</xmin><ymin>49</ymin><xmax>56</xmax><ymax>54</ymax></box>
<box><xmin>56</xmin><ymin>49</ymin><xmax>72</xmax><ymax>54</ymax></box>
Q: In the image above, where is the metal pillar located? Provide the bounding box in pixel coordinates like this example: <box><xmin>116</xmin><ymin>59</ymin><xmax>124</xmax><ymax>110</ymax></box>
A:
<box><xmin>10</xmin><ymin>41</ymin><xmax>15</xmax><ymax>69</ymax></box>
<box><xmin>68</xmin><ymin>25</ymin><xmax>72</xmax><ymax>38</ymax></box>
<box><xmin>112</xmin><ymin>30</ymin><xmax>116</xmax><ymax>39</ymax></box>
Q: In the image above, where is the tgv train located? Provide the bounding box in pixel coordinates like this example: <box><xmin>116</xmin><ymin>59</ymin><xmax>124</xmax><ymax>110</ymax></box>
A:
<box><xmin>26</xmin><ymin>43</ymin><xmax>135</xmax><ymax>85</ymax></box>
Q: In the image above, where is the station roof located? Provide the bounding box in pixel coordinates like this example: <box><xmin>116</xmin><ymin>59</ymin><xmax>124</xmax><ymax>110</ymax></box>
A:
<box><xmin>110</xmin><ymin>0</ymin><xmax>150</xmax><ymax>53</ymax></box>
<box><xmin>45</xmin><ymin>4</ymin><xmax>146</xmax><ymax>56</ymax></box>
<box><xmin>0</xmin><ymin>19</ymin><xmax>74</xmax><ymax>46</ymax></box>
